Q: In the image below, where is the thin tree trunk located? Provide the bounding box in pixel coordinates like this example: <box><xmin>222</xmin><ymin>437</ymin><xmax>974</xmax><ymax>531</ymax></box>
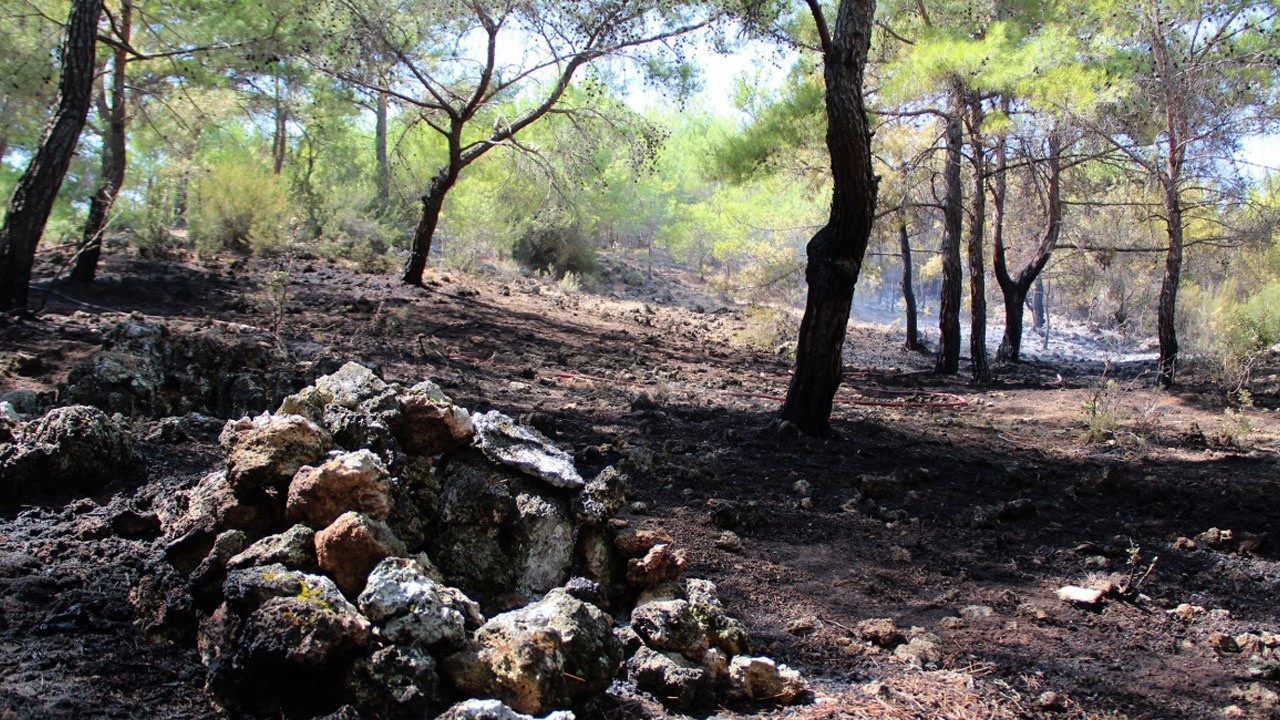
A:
<box><xmin>374</xmin><ymin>90</ymin><xmax>390</xmax><ymax>215</ymax></box>
<box><xmin>966</xmin><ymin>94</ymin><xmax>990</xmax><ymax>383</ymax></box>
<box><xmin>0</xmin><ymin>0</ymin><xmax>103</xmax><ymax>312</ymax></box>
<box><xmin>935</xmin><ymin>85</ymin><xmax>964</xmax><ymax>375</ymax></box>
<box><xmin>402</xmin><ymin>168</ymin><xmax>457</xmax><ymax>285</ymax></box>
<box><xmin>780</xmin><ymin>0</ymin><xmax>878</xmax><ymax>437</ymax></box>
<box><xmin>995</xmin><ymin>131</ymin><xmax>1061</xmax><ymax>362</ymax></box>
<box><xmin>272</xmin><ymin>73</ymin><xmax>287</xmax><ymax>175</ymax></box>
<box><xmin>70</xmin><ymin>0</ymin><xmax>131</xmax><ymax>284</ymax></box>
<box><xmin>1032</xmin><ymin>278</ymin><xmax>1046</xmax><ymax>331</ymax></box>
<box><xmin>1157</xmin><ymin>179</ymin><xmax>1183</xmax><ymax>388</ymax></box>
<box><xmin>898</xmin><ymin>214</ymin><xmax>926</xmax><ymax>352</ymax></box>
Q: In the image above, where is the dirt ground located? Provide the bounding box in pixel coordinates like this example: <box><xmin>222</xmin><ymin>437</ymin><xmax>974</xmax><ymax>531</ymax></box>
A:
<box><xmin>2</xmin><ymin>250</ymin><xmax>1279</xmax><ymax>720</ymax></box>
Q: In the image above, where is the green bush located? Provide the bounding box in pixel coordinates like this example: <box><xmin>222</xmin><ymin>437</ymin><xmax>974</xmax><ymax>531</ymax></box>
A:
<box><xmin>512</xmin><ymin>223</ymin><xmax>598</xmax><ymax>279</ymax></box>
<box><xmin>190</xmin><ymin>160</ymin><xmax>295</xmax><ymax>255</ymax></box>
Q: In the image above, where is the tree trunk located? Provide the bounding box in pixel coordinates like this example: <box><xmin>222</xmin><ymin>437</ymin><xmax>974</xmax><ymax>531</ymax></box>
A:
<box><xmin>272</xmin><ymin>73</ymin><xmax>287</xmax><ymax>175</ymax></box>
<box><xmin>0</xmin><ymin>0</ymin><xmax>103</xmax><ymax>312</ymax></box>
<box><xmin>780</xmin><ymin>0</ymin><xmax>878</xmax><ymax>437</ymax></box>
<box><xmin>1156</xmin><ymin>179</ymin><xmax>1183</xmax><ymax>388</ymax></box>
<box><xmin>995</xmin><ymin>131</ymin><xmax>1061</xmax><ymax>363</ymax></box>
<box><xmin>402</xmin><ymin>168</ymin><xmax>458</xmax><ymax>285</ymax></box>
<box><xmin>898</xmin><ymin>215</ymin><xmax>926</xmax><ymax>352</ymax></box>
<box><xmin>374</xmin><ymin>90</ymin><xmax>390</xmax><ymax>215</ymax></box>
<box><xmin>934</xmin><ymin>86</ymin><xmax>964</xmax><ymax>375</ymax></box>
<box><xmin>70</xmin><ymin>0</ymin><xmax>131</xmax><ymax>284</ymax></box>
<box><xmin>1032</xmin><ymin>278</ymin><xmax>1046</xmax><ymax>331</ymax></box>
<box><xmin>965</xmin><ymin>95</ymin><xmax>990</xmax><ymax>383</ymax></box>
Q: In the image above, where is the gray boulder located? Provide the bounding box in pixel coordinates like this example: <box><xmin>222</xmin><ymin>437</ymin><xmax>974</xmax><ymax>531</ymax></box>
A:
<box><xmin>227</xmin><ymin>524</ymin><xmax>317</xmax><ymax>572</ymax></box>
<box><xmin>437</xmin><ymin>698</ymin><xmax>574</xmax><ymax>720</ymax></box>
<box><xmin>472</xmin><ymin>411</ymin><xmax>583</xmax><ymax>489</ymax></box>
<box><xmin>631</xmin><ymin>599</ymin><xmax>709</xmax><ymax>660</ymax></box>
<box><xmin>345</xmin><ymin>645</ymin><xmax>440</xmax><ymax>719</ymax></box>
<box><xmin>726</xmin><ymin>656</ymin><xmax>808</xmax><ymax>704</ymax></box>
<box><xmin>0</xmin><ymin>405</ymin><xmax>134</xmax><ymax>500</ymax></box>
<box><xmin>444</xmin><ymin>588</ymin><xmax>621</xmax><ymax>715</ymax></box>
<box><xmin>205</xmin><ymin>564</ymin><xmax>373</xmax><ymax>714</ymax></box>
<box><xmin>626</xmin><ymin>645</ymin><xmax>714</xmax><ymax>712</ymax></box>
<box><xmin>220</xmin><ymin>413</ymin><xmax>331</xmax><ymax>497</ymax></box>
<box><xmin>357</xmin><ymin>557</ymin><xmax>478</xmax><ymax>650</ymax></box>
<box><xmin>428</xmin><ymin>451</ymin><xmax>574</xmax><ymax>601</ymax></box>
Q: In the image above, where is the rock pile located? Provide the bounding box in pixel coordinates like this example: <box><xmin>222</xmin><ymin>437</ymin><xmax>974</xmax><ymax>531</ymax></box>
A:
<box><xmin>144</xmin><ymin>362</ymin><xmax>808</xmax><ymax>718</ymax></box>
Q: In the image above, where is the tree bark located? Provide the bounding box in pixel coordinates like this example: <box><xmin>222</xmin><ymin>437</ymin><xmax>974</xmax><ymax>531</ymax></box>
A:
<box><xmin>70</xmin><ymin>0</ymin><xmax>131</xmax><ymax>284</ymax></box>
<box><xmin>401</xmin><ymin>167</ymin><xmax>458</xmax><ymax>285</ymax></box>
<box><xmin>898</xmin><ymin>214</ymin><xmax>926</xmax><ymax>352</ymax></box>
<box><xmin>1156</xmin><ymin>178</ymin><xmax>1183</xmax><ymax>387</ymax></box>
<box><xmin>995</xmin><ymin>132</ymin><xmax>1061</xmax><ymax>363</ymax></box>
<box><xmin>374</xmin><ymin>90</ymin><xmax>390</xmax><ymax>215</ymax></box>
<box><xmin>272</xmin><ymin>73</ymin><xmax>287</xmax><ymax>175</ymax></box>
<box><xmin>0</xmin><ymin>0</ymin><xmax>103</xmax><ymax>312</ymax></box>
<box><xmin>965</xmin><ymin>94</ymin><xmax>990</xmax><ymax>383</ymax></box>
<box><xmin>780</xmin><ymin>0</ymin><xmax>878</xmax><ymax>437</ymax></box>
<box><xmin>934</xmin><ymin>85</ymin><xmax>964</xmax><ymax>375</ymax></box>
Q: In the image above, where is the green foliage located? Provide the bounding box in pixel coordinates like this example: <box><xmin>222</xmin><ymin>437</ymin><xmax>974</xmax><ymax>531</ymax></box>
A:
<box><xmin>512</xmin><ymin>223</ymin><xmax>598</xmax><ymax>279</ymax></box>
<box><xmin>734</xmin><ymin>304</ymin><xmax>799</xmax><ymax>353</ymax></box>
<box><xmin>190</xmin><ymin>160</ymin><xmax>296</xmax><ymax>255</ymax></box>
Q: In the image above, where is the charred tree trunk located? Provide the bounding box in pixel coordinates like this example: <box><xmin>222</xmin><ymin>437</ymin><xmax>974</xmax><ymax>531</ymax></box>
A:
<box><xmin>402</xmin><ymin>166</ymin><xmax>459</xmax><ymax>285</ymax></box>
<box><xmin>374</xmin><ymin>91</ymin><xmax>390</xmax><ymax>216</ymax></box>
<box><xmin>899</xmin><ymin>214</ymin><xmax>926</xmax><ymax>352</ymax></box>
<box><xmin>780</xmin><ymin>0</ymin><xmax>878</xmax><ymax>437</ymax></box>
<box><xmin>70</xmin><ymin>0</ymin><xmax>131</xmax><ymax>284</ymax></box>
<box><xmin>934</xmin><ymin>86</ymin><xmax>964</xmax><ymax>375</ymax></box>
<box><xmin>995</xmin><ymin>132</ymin><xmax>1061</xmax><ymax>363</ymax></box>
<box><xmin>965</xmin><ymin>95</ymin><xmax>990</xmax><ymax>383</ymax></box>
<box><xmin>0</xmin><ymin>0</ymin><xmax>103</xmax><ymax>312</ymax></box>
<box><xmin>1156</xmin><ymin>179</ymin><xmax>1184</xmax><ymax>388</ymax></box>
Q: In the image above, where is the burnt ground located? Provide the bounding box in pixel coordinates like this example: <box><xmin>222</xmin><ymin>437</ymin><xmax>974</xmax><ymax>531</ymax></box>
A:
<box><xmin>2</xmin><ymin>250</ymin><xmax>1279</xmax><ymax>719</ymax></box>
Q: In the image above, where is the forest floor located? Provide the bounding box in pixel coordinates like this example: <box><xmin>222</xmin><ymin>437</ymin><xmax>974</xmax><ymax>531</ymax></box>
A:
<box><xmin>2</xmin><ymin>249</ymin><xmax>1280</xmax><ymax>720</ymax></box>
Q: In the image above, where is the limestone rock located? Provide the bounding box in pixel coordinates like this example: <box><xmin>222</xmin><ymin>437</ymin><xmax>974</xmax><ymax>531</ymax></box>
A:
<box><xmin>227</xmin><ymin>524</ymin><xmax>318</xmax><ymax>572</ymax></box>
<box><xmin>428</xmin><ymin>451</ymin><xmax>573</xmax><ymax>601</ymax></box>
<box><xmin>684</xmin><ymin>578</ymin><xmax>751</xmax><ymax>656</ymax></box>
<box><xmin>394</xmin><ymin>392</ymin><xmax>473</xmax><ymax>457</ymax></box>
<box><xmin>345</xmin><ymin>645</ymin><xmax>440</xmax><ymax>719</ymax></box>
<box><xmin>357</xmin><ymin>558</ymin><xmax>477</xmax><ymax>650</ymax></box>
<box><xmin>206</xmin><ymin>565</ymin><xmax>372</xmax><ymax>714</ymax></box>
<box><xmin>856</xmin><ymin>617</ymin><xmax>904</xmax><ymax>648</ymax></box>
<box><xmin>190</xmin><ymin>530</ymin><xmax>250</xmax><ymax>611</ymax></box>
<box><xmin>286</xmin><ymin>450</ymin><xmax>392</xmax><ymax>529</ymax></box>
<box><xmin>437</xmin><ymin>698</ymin><xmax>575</xmax><ymax>720</ymax></box>
<box><xmin>0</xmin><ymin>405</ymin><xmax>134</xmax><ymax>499</ymax></box>
<box><xmin>626</xmin><ymin>543</ymin><xmax>686</xmax><ymax>588</ymax></box>
<box><xmin>614</xmin><ymin>528</ymin><xmax>674</xmax><ymax>559</ymax></box>
<box><xmin>893</xmin><ymin>629</ymin><xmax>943</xmax><ymax>667</ymax></box>
<box><xmin>220</xmin><ymin>413</ymin><xmax>331</xmax><ymax>497</ymax></box>
<box><xmin>626</xmin><ymin>645</ymin><xmax>713</xmax><ymax>713</ymax></box>
<box><xmin>472</xmin><ymin>411</ymin><xmax>583</xmax><ymax>489</ymax></box>
<box><xmin>631</xmin><ymin>599</ymin><xmax>709</xmax><ymax>660</ymax></box>
<box><xmin>444</xmin><ymin>588</ymin><xmax>621</xmax><ymax>715</ymax></box>
<box><xmin>572</xmin><ymin>466</ymin><xmax>629</xmax><ymax>525</ymax></box>
<box><xmin>163</xmin><ymin>471</ymin><xmax>279</xmax><ymax>566</ymax></box>
<box><xmin>727</xmin><ymin>656</ymin><xmax>808</xmax><ymax>704</ymax></box>
<box><xmin>315</xmin><ymin>512</ymin><xmax>407</xmax><ymax>596</ymax></box>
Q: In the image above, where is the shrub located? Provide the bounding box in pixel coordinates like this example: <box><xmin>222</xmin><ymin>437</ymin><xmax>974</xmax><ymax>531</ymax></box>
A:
<box><xmin>512</xmin><ymin>223</ymin><xmax>598</xmax><ymax>279</ymax></box>
<box><xmin>190</xmin><ymin>160</ymin><xmax>295</xmax><ymax>255</ymax></box>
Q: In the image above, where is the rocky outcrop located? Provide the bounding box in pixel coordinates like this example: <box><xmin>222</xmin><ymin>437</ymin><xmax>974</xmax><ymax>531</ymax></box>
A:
<box><xmin>0</xmin><ymin>404</ymin><xmax>134</xmax><ymax>501</ymax></box>
<box><xmin>61</xmin><ymin>318</ymin><xmax>303</xmax><ymax>418</ymax></box>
